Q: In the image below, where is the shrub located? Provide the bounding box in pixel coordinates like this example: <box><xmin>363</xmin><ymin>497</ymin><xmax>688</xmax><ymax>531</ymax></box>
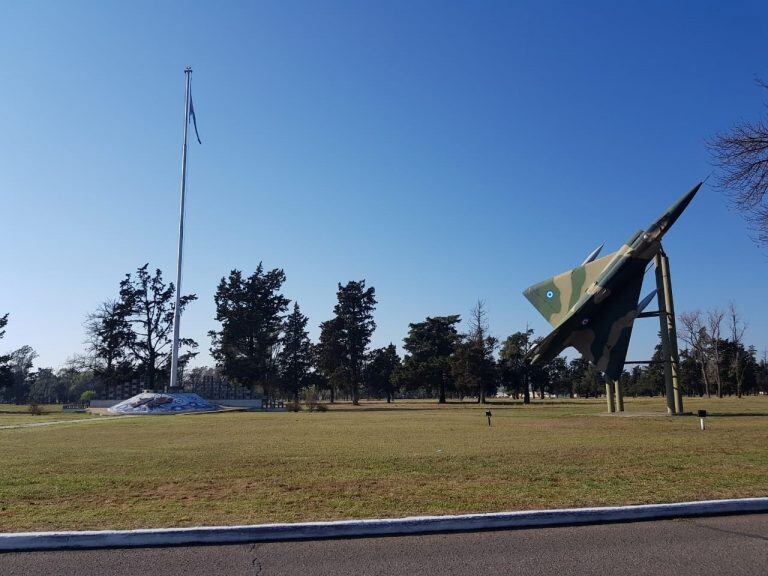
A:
<box><xmin>28</xmin><ymin>404</ymin><xmax>42</xmax><ymax>416</ymax></box>
<box><xmin>302</xmin><ymin>385</ymin><xmax>327</xmax><ymax>412</ymax></box>
<box><xmin>285</xmin><ymin>402</ymin><xmax>303</xmax><ymax>412</ymax></box>
<box><xmin>79</xmin><ymin>390</ymin><xmax>96</xmax><ymax>404</ymax></box>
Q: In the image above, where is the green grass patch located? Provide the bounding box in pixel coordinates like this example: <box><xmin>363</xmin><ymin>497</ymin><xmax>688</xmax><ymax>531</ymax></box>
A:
<box><xmin>0</xmin><ymin>397</ymin><xmax>766</xmax><ymax>531</ymax></box>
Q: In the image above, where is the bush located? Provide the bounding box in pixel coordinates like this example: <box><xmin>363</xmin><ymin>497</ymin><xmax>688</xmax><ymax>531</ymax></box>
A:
<box><xmin>28</xmin><ymin>404</ymin><xmax>42</xmax><ymax>416</ymax></box>
<box><xmin>302</xmin><ymin>385</ymin><xmax>327</xmax><ymax>412</ymax></box>
<box><xmin>285</xmin><ymin>402</ymin><xmax>303</xmax><ymax>412</ymax></box>
<box><xmin>79</xmin><ymin>390</ymin><xmax>96</xmax><ymax>404</ymax></box>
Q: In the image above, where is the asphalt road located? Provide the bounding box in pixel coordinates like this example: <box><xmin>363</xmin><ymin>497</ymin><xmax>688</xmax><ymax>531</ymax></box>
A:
<box><xmin>2</xmin><ymin>514</ymin><xmax>766</xmax><ymax>575</ymax></box>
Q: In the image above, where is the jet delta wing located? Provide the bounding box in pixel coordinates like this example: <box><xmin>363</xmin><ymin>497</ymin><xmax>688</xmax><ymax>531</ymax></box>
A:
<box><xmin>563</xmin><ymin>271</ymin><xmax>644</xmax><ymax>379</ymax></box>
<box><xmin>523</xmin><ymin>252</ymin><xmax>617</xmax><ymax>329</ymax></box>
<box><xmin>523</xmin><ymin>182</ymin><xmax>702</xmax><ymax>381</ymax></box>
<box><xmin>524</xmin><ymin>268</ymin><xmax>644</xmax><ymax>380</ymax></box>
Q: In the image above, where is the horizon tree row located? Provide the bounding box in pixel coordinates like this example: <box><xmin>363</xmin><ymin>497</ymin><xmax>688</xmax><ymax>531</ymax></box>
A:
<box><xmin>2</xmin><ymin>266</ymin><xmax>768</xmax><ymax>403</ymax></box>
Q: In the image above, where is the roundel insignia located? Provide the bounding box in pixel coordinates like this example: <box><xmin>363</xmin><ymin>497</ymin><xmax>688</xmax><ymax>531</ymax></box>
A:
<box><xmin>545</xmin><ymin>290</ymin><xmax>554</xmax><ymax>299</ymax></box>
<box><xmin>581</xmin><ymin>318</ymin><xmax>589</xmax><ymax>325</ymax></box>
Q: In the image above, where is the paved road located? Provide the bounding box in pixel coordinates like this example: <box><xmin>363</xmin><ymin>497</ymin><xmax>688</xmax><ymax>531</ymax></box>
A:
<box><xmin>2</xmin><ymin>514</ymin><xmax>766</xmax><ymax>575</ymax></box>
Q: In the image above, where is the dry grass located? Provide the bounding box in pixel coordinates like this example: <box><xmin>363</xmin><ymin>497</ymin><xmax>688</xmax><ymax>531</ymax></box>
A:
<box><xmin>0</xmin><ymin>397</ymin><xmax>766</xmax><ymax>531</ymax></box>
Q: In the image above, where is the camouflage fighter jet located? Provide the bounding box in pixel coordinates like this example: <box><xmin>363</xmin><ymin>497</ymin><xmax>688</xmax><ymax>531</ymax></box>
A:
<box><xmin>523</xmin><ymin>182</ymin><xmax>702</xmax><ymax>380</ymax></box>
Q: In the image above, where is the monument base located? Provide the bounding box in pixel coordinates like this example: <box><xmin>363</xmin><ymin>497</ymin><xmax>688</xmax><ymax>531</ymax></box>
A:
<box><xmin>108</xmin><ymin>392</ymin><xmax>218</xmax><ymax>415</ymax></box>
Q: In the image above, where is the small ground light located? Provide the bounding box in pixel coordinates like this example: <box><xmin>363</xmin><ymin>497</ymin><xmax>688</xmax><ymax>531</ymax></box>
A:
<box><xmin>486</xmin><ymin>410</ymin><xmax>492</xmax><ymax>427</ymax></box>
<box><xmin>698</xmin><ymin>409</ymin><xmax>707</xmax><ymax>430</ymax></box>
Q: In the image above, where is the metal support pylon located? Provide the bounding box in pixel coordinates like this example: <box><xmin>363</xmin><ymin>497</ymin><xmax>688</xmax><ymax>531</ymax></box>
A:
<box><xmin>654</xmin><ymin>247</ymin><xmax>683</xmax><ymax>415</ymax></box>
<box><xmin>614</xmin><ymin>379</ymin><xmax>624</xmax><ymax>412</ymax></box>
<box><xmin>605</xmin><ymin>379</ymin><xmax>616</xmax><ymax>413</ymax></box>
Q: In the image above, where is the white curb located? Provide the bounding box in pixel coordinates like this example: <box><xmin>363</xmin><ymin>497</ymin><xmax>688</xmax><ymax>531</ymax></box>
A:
<box><xmin>1</xmin><ymin>498</ymin><xmax>767</xmax><ymax>552</ymax></box>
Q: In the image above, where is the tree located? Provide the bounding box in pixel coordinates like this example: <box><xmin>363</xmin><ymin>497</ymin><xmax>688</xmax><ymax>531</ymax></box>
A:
<box><xmin>709</xmin><ymin>80</ymin><xmax>768</xmax><ymax>246</ymax></box>
<box><xmin>400</xmin><ymin>315</ymin><xmax>461</xmax><ymax>403</ymax></box>
<box><xmin>0</xmin><ymin>314</ymin><xmax>10</xmax><ymax>400</ymax></box>
<box><xmin>332</xmin><ymin>280</ymin><xmax>377</xmax><ymax>405</ymax></box>
<box><xmin>678</xmin><ymin>311</ymin><xmax>711</xmax><ymax>397</ymax></box>
<box><xmin>119</xmin><ymin>265</ymin><xmax>197</xmax><ymax>390</ymax></box>
<box><xmin>5</xmin><ymin>345</ymin><xmax>37</xmax><ymax>403</ymax></box>
<box><xmin>468</xmin><ymin>301</ymin><xmax>498</xmax><ymax>403</ymax></box>
<box><xmin>209</xmin><ymin>265</ymin><xmax>289</xmax><ymax>398</ymax></box>
<box><xmin>679</xmin><ymin>350</ymin><xmax>701</xmax><ymax>397</ymax></box>
<box><xmin>624</xmin><ymin>343</ymin><xmax>665</xmax><ymax>397</ymax></box>
<box><xmin>450</xmin><ymin>338</ymin><xmax>497</xmax><ymax>402</ymax></box>
<box><xmin>756</xmin><ymin>350</ymin><xmax>768</xmax><ymax>395</ymax></box>
<box><xmin>727</xmin><ymin>302</ymin><xmax>748</xmax><ymax>398</ymax></box>
<box><xmin>570</xmin><ymin>357</ymin><xmax>605</xmax><ymax>398</ymax></box>
<box><xmin>707</xmin><ymin>309</ymin><xmax>725</xmax><ymax>397</ymax></box>
<box><xmin>364</xmin><ymin>344</ymin><xmax>401</xmax><ymax>402</ymax></box>
<box><xmin>85</xmin><ymin>300</ymin><xmax>134</xmax><ymax>395</ymax></box>
<box><xmin>57</xmin><ymin>357</ymin><xmax>97</xmax><ymax>403</ymax></box>
<box><xmin>543</xmin><ymin>356</ymin><xmax>569</xmax><ymax>398</ymax></box>
<box><xmin>278</xmin><ymin>303</ymin><xmax>312</xmax><ymax>404</ymax></box>
<box><xmin>314</xmin><ymin>317</ymin><xmax>346</xmax><ymax>403</ymax></box>
<box><xmin>499</xmin><ymin>329</ymin><xmax>534</xmax><ymax>404</ymax></box>
<box><xmin>450</xmin><ymin>301</ymin><xmax>497</xmax><ymax>403</ymax></box>
<box><xmin>28</xmin><ymin>368</ymin><xmax>61</xmax><ymax>404</ymax></box>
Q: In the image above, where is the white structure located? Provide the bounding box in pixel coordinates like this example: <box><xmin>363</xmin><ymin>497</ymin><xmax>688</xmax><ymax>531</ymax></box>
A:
<box><xmin>108</xmin><ymin>392</ymin><xmax>218</xmax><ymax>415</ymax></box>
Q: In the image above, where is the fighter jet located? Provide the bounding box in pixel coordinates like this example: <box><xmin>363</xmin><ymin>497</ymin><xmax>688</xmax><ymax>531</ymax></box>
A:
<box><xmin>523</xmin><ymin>182</ymin><xmax>702</xmax><ymax>380</ymax></box>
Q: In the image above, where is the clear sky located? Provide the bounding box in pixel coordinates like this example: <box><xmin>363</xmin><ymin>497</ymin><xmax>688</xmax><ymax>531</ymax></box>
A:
<box><xmin>2</xmin><ymin>1</ymin><xmax>767</xmax><ymax>369</ymax></box>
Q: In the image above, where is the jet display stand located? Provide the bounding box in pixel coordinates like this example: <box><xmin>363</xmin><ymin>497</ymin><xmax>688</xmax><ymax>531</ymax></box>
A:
<box><xmin>608</xmin><ymin>246</ymin><xmax>684</xmax><ymax>415</ymax></box>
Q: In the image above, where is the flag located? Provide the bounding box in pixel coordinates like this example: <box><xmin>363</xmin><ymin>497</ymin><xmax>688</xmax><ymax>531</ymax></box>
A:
<box><xmin>189</xmin><ymin>92</ymin><xmax>202</xmax><ymax>144</ymax></box>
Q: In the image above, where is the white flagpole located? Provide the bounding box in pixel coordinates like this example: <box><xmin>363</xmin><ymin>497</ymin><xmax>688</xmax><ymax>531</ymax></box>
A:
<box><xmin>169</xmin><ymin>67</ymin><xmax>192</xmax><ymax>391</ymax></box>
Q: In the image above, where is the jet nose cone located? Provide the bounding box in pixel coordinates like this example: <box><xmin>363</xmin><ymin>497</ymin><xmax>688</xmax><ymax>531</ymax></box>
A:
<box><xmin>667</xmin><ymin>181</ymin><xmax>702</xmax><ymax>222</ymax></box>
<box><xmin>649</xmin><ymin>181</ymin><xmax>703</xmax><ymax>237</ymax></box>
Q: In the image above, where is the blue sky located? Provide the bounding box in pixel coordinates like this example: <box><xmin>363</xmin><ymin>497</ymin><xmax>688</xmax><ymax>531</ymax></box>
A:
<box><xmin>2</xmin><ymin>1</ymin><xmax>767</xmax><ymax>369</ymax></box>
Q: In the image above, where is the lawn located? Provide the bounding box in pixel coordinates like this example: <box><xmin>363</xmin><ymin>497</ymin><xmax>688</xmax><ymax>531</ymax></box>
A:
<box><xmin>0</xmin><ymin>397</ymin><xmax>766</xmax><ymax>531</ymax></box>
<box><xmin>0</xmin><ymin>404</ymin><xmax>100</xmax><ymax>427</ymax></box>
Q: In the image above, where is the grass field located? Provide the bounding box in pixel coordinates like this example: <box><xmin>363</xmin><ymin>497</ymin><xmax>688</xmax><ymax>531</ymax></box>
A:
<box><xmin>1</xmin><ymin>397</ymin><xmax>767</xmax><ymax>531</ymax></box>
<box><xmin>0</xmin><ymin>404</ymin><xmax>99</xmax><ymax>427</ymax></box>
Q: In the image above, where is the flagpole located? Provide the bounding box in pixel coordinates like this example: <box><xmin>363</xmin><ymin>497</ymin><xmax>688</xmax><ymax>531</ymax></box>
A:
<box><xmin>169</xmin><ymin>67</ymin><xmax>192</xmax><ymax>391</ymax></box>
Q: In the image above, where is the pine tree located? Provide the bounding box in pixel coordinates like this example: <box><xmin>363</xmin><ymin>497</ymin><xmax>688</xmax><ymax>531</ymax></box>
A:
<box><xmin>314</xmin><ymin>317</ymin><xmax>346</xmax><ymax>403</ymax></box>
<box><xmin>499</xmin><ymin>329</ymin><xmax>534</xmax><ymax>403</ymax></box>
<box><xmin>278</xmin><ymin>303</ymin><xmax>312</xmax><ymax>404</ymax></box>
<box><xmin>85</xmin><ymin>300</ymin><xmax>134</xmax><ymax>395</ymax></box>
<box><xmin>0</xmin><ymin>314</ymin><xmax>10</xmax><ymax>401</ymax></box>
<box><xmin>401</xmin><ymin>315</ymin><xmax>461</xmax><ymax>403</ymax></box>
<box><xmin>364</xmin><ymin>344</ymin><xmax>401</xmax><ymax>402</ymax></box>
<box><xmin>209</xmin><ymin>264</ymin><xmax>289</xmax><ymax>399</ymax></box>
<box><xmin>333</xmin><ymin>280</ymin><xmax>376</xmax><ymax>405</ymax></box>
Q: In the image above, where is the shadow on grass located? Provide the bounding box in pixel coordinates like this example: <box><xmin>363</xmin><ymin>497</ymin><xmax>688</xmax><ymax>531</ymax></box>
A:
<box><xmin>325</xmin><ymin>405</ymin><xmax>452</xmax><ymax>413</ymax></box>
<box><xmin>321</xmin><ymin>400</ymin><xmax>590</xmax><ymax>412</ymax></box>
<box><xmin>0</xmin><ymin>409</ymin><xmax>57</xmax><ymax>415</ymax></box>
<box><xmin>706</xmin><ymin>412</ymin><xmax>768</xmax><ymax>418</ymax></box>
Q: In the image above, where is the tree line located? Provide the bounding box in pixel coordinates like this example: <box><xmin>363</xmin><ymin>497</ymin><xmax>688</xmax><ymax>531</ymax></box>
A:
<box><xmin>1</xmin><ymin>264</ymin><xmax>767</xmax><ymax>405</ymax></box>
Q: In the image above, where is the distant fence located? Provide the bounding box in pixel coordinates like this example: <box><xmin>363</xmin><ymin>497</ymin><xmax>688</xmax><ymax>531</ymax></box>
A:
<box><xmin>97</xmin><ymin>380</ymin><xmax>145</xmax><ymax>401</ymax></box>
<box><xmin>62</xmin><ymin>403</ymin><xmax>89</xmax><ymax>412</ymax></box>
<box><xmin>184</xmin><ymin>376</ymin><xmax>259</xmax><ymax>400</ymax></box>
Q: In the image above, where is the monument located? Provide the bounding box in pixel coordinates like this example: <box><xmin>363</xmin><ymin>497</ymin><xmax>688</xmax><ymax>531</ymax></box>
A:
<box><xmin>108</xmin><ymin>68</ymin><xmax>209</xmax><ymax>415</ymax></box>
<box><xmin>108</xmin><ymin>392</ymin><xmax>218</xmax><ymax>415</ymax></box>
<box><xmin>523</xmin><ymin>183</ymin><xmax>702</xmax><ymax>413</ymax></box>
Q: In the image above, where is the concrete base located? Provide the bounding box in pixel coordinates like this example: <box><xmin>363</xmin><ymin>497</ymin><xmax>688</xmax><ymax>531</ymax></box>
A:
<box><xmin>108</xmin><ymin>393</ymin><xmax>218</xmax><ymax>415</ymax></box>
<box><xmin>94</xmin><ymin>398</ymin><xmax>264</xmax><ymax>411</ymax></box>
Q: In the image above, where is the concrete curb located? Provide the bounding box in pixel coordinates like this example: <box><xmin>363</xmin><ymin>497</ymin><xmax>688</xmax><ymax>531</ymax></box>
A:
<box><xmin>2</xmin><ymin>498</ymin><xmax>767</xmax><ymax>552</ymax></box>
